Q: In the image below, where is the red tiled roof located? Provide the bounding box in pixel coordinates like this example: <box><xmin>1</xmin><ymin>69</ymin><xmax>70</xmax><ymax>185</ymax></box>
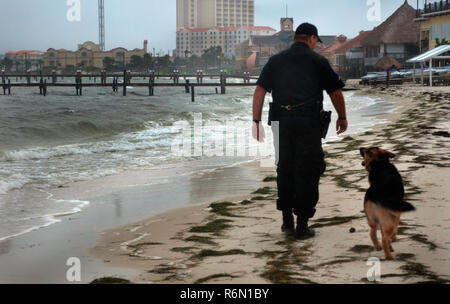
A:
<box><xmin>243</xmin><ymin>26</ymin><xmax>276</xmax><ymax>31</ymax></box>
<box><xmin>321</xmin><ymin>37</ymin><xmax>347</xmax><ymax>54</ymax></box>
<box><xmin>177</xmin><ymin>26</ymin><xmax>276</xmax><ymax>33</ymax></box>
<box><xmin>333</xmin><ymin>31</ymin><xmax>372</xmax><ymax>54</ymax></box>
<box><xmin>6</xmin><ymin>50</ymin><xmax>43</xmax><ymax>56</ymax></box>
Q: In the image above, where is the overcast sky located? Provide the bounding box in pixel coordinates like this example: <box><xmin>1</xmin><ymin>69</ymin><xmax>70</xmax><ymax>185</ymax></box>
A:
<box><xmin>0</xmin><ymin>0</ymin><xmax>420</xmax><ymax>55</ymax></box>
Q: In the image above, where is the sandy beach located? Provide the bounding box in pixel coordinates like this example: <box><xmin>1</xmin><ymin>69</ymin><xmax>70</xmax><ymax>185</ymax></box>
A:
<box><xmin>91</xmin><ymin>83</ymin><xmax>450</xmax><ymax>284</ymax></box>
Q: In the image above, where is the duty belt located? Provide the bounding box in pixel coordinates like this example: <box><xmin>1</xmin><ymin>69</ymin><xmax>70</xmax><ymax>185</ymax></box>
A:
<box><xmin>276</xmin><ymin>94</ymin><xmax>322</xmax><ymax>111</ymax></box>
<box><xmin>278</xmin><ymin>102</ymin><xmax>307</xmax><ymax>111</ymax></box>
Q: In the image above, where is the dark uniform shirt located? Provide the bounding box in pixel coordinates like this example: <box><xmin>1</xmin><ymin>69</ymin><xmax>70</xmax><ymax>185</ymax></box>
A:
<box><xmin>256</xmin><ymin>42</ymin><xmax>345</xmax><ymax>106</ymax></box>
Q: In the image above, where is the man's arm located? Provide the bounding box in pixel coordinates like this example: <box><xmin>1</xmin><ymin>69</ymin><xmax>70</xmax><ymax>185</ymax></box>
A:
<box><xmin>252</xmin><ymin>85</ymin><xmax>267</xmax><ymax>142</ymax></box>
<box><xmin>253</xmin><ymin>85</ymin><xmax>267</xmax><ymax>121</ymax></box>
<box><xmin>329</xmin><ymin>89</ymin><xmax>348</xmax><ymax>135</ymax></box>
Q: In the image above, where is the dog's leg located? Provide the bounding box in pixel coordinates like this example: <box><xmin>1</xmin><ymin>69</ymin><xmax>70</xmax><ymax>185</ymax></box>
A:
<box><xmin>381</xmin><ymin>226</ymin><xmax>395</xmax><ymax>260</ymax></box>
<box><xmin>391</xmin><ymin>215</ymin><xmax>400</xmax><ymax>242</ymax></box>
<box><xmin>369</xmin><ymin>223</ymin><xmax>382</xmax><ymax>251</ymax></box>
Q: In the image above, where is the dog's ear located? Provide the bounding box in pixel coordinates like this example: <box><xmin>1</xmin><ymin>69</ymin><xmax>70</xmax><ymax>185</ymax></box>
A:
<box><xmin>379</xmin><ymin>148</ymin><xmax>396</xmax><ymax>159</ymax></box>
<box><xmin>360</xmin><ymin>147</ymin><xmax>366</xmax><ymax>157</ymax></box>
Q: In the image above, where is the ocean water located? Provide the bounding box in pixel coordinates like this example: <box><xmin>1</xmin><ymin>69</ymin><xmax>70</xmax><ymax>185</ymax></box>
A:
<box><xmin>0</xmin><ymin>77</ymin><xmax>396</xmax><ymax>241</ymax></box>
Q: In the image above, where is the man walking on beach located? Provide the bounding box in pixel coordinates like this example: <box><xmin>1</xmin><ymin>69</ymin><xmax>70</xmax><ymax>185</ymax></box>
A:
<box><xmin>252</xmin><ymin>23</ymin><xmax>348</xmax><ymax>239</ymax></box>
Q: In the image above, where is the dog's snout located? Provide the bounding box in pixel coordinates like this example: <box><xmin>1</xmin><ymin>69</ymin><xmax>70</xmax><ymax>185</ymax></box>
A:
<box><xmin>361</xmin><ymin>161</ymin><xmax>365</xmax><ymax>167</ymax></box>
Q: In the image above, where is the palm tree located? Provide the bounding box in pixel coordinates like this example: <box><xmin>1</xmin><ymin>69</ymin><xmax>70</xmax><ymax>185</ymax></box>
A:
<box><xmin>435</xmin><ymin>38</ymin><xmax>449</xmax><ymax>46</ymax></box>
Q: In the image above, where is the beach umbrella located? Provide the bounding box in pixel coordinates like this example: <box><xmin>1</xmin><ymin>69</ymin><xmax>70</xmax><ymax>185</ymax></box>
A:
<box><xmin>246</xmin><ymin>52</ymin><xmax>257</xmax><ymax>70</ymax></box>
<box><xmin>374</xmin><ymin>55</ymin><xmax>402</xmax><ymax>70</ymax></box>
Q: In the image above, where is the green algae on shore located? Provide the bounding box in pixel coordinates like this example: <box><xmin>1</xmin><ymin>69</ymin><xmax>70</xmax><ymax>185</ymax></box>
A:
<box><xmin>90</xmin><ymin>277</ymin><xmax>132</xmax><ymax>284</ymax></box>
<box><xmin>194</xmin><ymin>273</ymin><xmax>238</xmax><ymax>284</ymax></box>
<box><xmin>189</xmin><ymin>219</ymin><xmax>233</xmax><ymax>234</ymax></box>
<box><xmin>208</xmin><ymin>202</ymin><xmax>238</xmax><ymax>217</ymax></box>
<box><xmin>191</xmin><ymin>249</ymin><xmax>247</xmax><ymax>260</ymax></box>
<box><xmin>185</xmin><ymin>235</ymin><xmax>218</xmax><ymax>246</ymax></box>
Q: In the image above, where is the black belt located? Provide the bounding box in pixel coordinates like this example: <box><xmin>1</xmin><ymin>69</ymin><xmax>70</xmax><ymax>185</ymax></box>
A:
<box><xmin>275</xmin><ymin>95</ymin><xmax>322</xmax><ymax>112</ymax></box>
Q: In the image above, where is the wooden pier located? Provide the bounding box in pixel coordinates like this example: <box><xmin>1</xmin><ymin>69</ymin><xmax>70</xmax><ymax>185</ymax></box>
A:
<box><xmin>1</xmin><ymin>70</ymin><xmax>257</xmax><ymax>102</ymax></box>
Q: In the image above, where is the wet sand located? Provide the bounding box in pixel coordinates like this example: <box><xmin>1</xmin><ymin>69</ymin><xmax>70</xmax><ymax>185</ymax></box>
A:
<box><xmin>91</xmin><ymin>84</ymin><xmax>450</xmax><ymax>284</ymax></box>
<box><xmin>0</xmin><ymin>160</ymin><xmax>267</xmax><ymax>283</ymax></box>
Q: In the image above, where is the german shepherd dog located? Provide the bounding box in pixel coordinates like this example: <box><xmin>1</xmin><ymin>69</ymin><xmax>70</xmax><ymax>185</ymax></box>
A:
<box><xmin>360</xmin><ymin>147</ymin><xmax>415</xmax><ymax>260</ymax></box>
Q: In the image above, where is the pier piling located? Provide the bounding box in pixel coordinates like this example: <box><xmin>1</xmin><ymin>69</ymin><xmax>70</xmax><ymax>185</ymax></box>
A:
<box><xmin>149</xmin><ymin>77</ymin><xmax>154</xmax><ymax>96</ymax></box>
<box><xmin>43</xmin><ymin>80</ymin><xmax>47</xmax><ymax>96</ymax></box>
<box><xmin>123</xmin><ymin>70</ymin><xmax>127</xmax><ymax>96</ymax></box>
<box><xmin>76</xmin><ymin>71</ymin><xmax>82</xmax><ymax>96</ymax></box>
<box><xmin>52</xmin><ymin>70</ymin><xmax>57</xmax><ymax>84</ymax></box>
<box><xmin>185</xmin><ymin>79</ymin><xmax>190</xmax><ymax>93</ymax></box>
<box><xmin>220</xmin><ymin>71</ymin><xmax>226</xmax><ymax>94</ymax></box>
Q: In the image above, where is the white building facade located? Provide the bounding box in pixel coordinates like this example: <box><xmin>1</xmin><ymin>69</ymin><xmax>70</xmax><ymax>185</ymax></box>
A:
<box><xmin>177</xmin><ymin>0</ymin><xmax>255</xmax><ymax>29</ymax></box>
<box><xmin>176</xmin><ymin>25</ymin><xmax>276</xmax><ymax>58</ymax></box>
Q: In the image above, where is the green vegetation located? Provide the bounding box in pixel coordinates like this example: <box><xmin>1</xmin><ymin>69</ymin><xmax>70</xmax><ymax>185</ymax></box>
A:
<box><xmin>194</xmin><ymin>273</ymin><xmax>237</xmax><ymax>284</ymax></box>
<box><xmin>208</xmin><ymin>202</ymin><xmax>237</xmax><ymax>217</ymax></box>
<box><xmin>185</xmin><ymin>235</ymin><xmax>217</xmax><ymax>246</ymax></box>
<box><xmin>252</xmin><ymin>187</ymin><xmax>274</xmax><ymax>195</ymax></box>
<box><xmin>189</xmin><ymin>219</ymin><xmax>233</xmax><ymax>234</ymax></box>
<box><xmin>348</xmin><ymin>244</ymin><xmax>374</xmax><ymax>254</ymax></box>
<box><xmin>309</xmin><ymin>215</ymin><xmax>364</xmax><ymax>229</ymax></box>
<box><xmin>90</xmin><ymin>277</ymin><xmax>132</xmax><ymax>284</ymax></box>
<box><xmin>251</xmin><ymin>196</ymin><xmax>267</xmax><ymax>201</ymax></box>
<box><xmin>191</xmin><ymin>249</ymin><xmax>246</xmax><ymax>260</ymax></box>
<box><xmin>263</xmin><ymin>176</ymin><xmax>277</xmax><ymax>182</ymax></box>
<box><xmin>171</xmin><ymin>246</ymin><xmax>198</xmax><ymax>253</ymax></box>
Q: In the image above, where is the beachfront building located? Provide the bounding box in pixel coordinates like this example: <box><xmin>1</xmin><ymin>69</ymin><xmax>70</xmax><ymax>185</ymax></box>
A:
<box><xmin>176</xmin><ymin>0</ymin><xmax>254</xmax><ymax>29</ymax></box>
<box><xmin>318</xmin><ymin>31</ymin><xmax>372</xmax><ymax>79</ymax></box>
<box><xmin>361</xmin><ymin>1</ymin><xmax>420</xmax><ymax>71</ymax></box>
<box><xmin>318</xmin><ymin>35</ymin><xmax>350</xmax><ymax>70</ymax></box>
<box><xmin>43</xmin><ymin>40</ymin><xmax>149</xmax><ymax>72</ymax></box>
<box><xmin>235</xmin><ymin>17</ymin><xmax>337</xmax><ymax>71</ymax></box>
<box><xmin>414</xmin><ymin>0</ymin><xmax>450</xmax><ymax>52</ymax></box>
<box><xmin>4</xmin><ymin>50</ymin><xmax>44</xmax><ymax>72</ymax></box>
<box><xmin>175</xmin><ymin>25</ymin><xmax>276</xmax><ymax>58</ymax></box>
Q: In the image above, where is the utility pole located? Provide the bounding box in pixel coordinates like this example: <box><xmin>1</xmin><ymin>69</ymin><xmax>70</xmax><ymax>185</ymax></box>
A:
<box><xmin>98</xmin><ymin>0</ymin><xmax>105</xmax><ymax>51</ymax></box>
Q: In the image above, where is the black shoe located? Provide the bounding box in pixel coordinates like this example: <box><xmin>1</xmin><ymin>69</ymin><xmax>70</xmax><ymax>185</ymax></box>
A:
<box><xmin>295</xmin><ymin>217</ymin><xmax>315</xmax><ymax>240</ymax></box>
<box><xmin>281</xmin><ymin>210</ymin><xmax>295</xmax><ymax>235</ymax></box>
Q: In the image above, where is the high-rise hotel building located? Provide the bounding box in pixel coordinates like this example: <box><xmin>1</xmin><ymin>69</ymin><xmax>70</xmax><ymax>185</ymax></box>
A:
<box><xmin>177</xmin><ymin>0</ymin><xmax>255</xmax><ymax>29</ymax></box>
<box><xmin>176</xmin><ymin>0</ymin><xmax>276</xmax><ymax>58</ymax></box>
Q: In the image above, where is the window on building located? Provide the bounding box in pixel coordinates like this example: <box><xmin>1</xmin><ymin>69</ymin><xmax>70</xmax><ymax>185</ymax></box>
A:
<box><xmin>442</xmin><ymin>24</ymin><xmax>450</xmax><ymax>40</ymax></box>
<box><xmin>431</xmin><ymin>25</ymin><xmax>440</xmax><ymax>41</ymax></box>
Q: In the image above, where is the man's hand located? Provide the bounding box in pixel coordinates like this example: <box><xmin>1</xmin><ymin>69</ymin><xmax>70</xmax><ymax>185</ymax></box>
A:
<box><xmin>252</xmin><ymin>121</ymin><xmax>265</xmax><ymax>143</ymax></box>
<box><xmin>329</xmin><ymin>89</ymin><xmax>348</xmax><ymax>135</ymax></box>
<box><xmin>336</xmin><ymin>118</ymin><xmax>348</xmax><ymax>135</ymax></box>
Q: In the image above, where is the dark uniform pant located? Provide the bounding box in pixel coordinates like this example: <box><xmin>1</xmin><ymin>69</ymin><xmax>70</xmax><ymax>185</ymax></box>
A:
<box><xmin>274</xmin><ymin>115</ymin><xmax>326</xmax><ymax>219</ymax></box>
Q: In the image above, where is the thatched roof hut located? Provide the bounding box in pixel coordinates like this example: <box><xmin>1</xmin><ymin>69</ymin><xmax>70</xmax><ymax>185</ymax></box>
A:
<box><xmin>361</xmin><ymin>1</ymin><xmax>420</xmax><ymax>47</ymax></box>
<box><xmin>374</xmin><ymin>55</ymin><xmax>403</xmax><ymax>70</ymax></box>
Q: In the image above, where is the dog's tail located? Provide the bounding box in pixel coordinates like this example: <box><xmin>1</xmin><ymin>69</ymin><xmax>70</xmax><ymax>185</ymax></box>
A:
<box><xmin>388</xmin><ymin>200</ymin><xmax>416</xmax><ymax>212</ymax></box>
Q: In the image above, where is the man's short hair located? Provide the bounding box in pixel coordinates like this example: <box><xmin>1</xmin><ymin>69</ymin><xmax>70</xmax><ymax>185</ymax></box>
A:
<box><xmin>294</xmin><ymin>34</ymin><xmax>311</xmax><ymax>42</ymax></box>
